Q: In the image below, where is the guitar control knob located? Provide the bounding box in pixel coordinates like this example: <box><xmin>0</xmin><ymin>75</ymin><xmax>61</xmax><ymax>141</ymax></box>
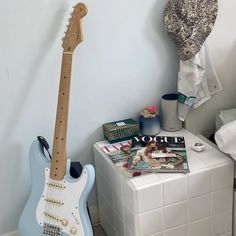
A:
<box><xmin>61</xmin><ymin>218</ymin><xmax>68</xmax><ymax>226</ymax></box>
<box><xmin>70</xmin><ymin>227</ymin><xmax>77</xmax><ymax>235</ymax></box>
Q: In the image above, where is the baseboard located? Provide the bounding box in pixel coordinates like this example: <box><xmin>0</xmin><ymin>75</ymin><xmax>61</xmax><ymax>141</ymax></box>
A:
<box><xmin>1</xmin><ymin>231</ymin><xmax>18</xmax><ymax>236</ymax></box>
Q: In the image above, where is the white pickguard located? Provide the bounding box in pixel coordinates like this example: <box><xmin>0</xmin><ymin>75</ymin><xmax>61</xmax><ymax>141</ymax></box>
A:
<box><xmin>36</xmin><ymin>168</ymin><xmax>88</xmax><ymax>236</ymax></box>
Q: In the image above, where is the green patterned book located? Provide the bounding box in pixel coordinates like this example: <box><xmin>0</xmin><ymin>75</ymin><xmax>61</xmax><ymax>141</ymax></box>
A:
<box><xmin>103</xmin><ymin>119</ymin><xmax>140</xmax><ymax>143</ymax></box>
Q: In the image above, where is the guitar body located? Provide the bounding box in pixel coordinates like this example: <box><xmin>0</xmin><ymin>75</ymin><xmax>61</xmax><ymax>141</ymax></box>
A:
<box><xmin>19</xmin><ymin>140</ymin><xmax>95</xmax><ymax>236</ymax></box>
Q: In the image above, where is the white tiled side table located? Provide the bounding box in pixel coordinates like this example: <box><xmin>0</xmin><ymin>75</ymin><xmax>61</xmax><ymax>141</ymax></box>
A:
<box><xmin>93</xmin><ymin>129</ymin><xmax>234</xmax><ymax>236</ymax></box>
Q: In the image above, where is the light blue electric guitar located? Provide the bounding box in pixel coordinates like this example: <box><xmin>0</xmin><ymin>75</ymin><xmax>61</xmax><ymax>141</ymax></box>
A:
<box><xmin>19</xmin><ymin>3</ymin><xmax>95</xmax><ymax>236</ymax></box>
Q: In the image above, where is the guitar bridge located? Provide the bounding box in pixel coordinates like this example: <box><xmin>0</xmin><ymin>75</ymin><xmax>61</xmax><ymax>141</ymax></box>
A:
<box><xmin>43</xmin><ymin>223</ymin><xmax>62</xmax><ymax>236</ymax></box>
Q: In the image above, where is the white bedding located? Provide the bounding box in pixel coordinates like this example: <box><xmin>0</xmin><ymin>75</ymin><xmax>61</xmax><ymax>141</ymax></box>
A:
<box><xmin>215</xmin><ymin>119</ymin><xmax>236</xmax><ymax>160</ymax></box>
<box><xmin>216</xmin><ymin>108</ymin><xmax>236</xmax><ymax>130</ymax></box>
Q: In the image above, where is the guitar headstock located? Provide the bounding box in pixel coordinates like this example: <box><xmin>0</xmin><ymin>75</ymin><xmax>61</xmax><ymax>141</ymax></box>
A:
<box><xmin>62</xmin><ymin>3</ymin><xmax>87</xmax><ymax>53</ymax></box>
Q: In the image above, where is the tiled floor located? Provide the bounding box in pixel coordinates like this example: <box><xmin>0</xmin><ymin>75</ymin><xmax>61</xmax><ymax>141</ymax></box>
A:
<box><xmin>93</xmin><ymin>224</ymin><xmax>107</xmax><ymax>236</ymax></box>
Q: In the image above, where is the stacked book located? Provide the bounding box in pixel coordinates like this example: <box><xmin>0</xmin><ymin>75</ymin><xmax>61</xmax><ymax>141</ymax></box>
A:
<box><xmin>101</xmin><ymin>135</ymin><xmax>190</xmax><ymax>178</ymax></box>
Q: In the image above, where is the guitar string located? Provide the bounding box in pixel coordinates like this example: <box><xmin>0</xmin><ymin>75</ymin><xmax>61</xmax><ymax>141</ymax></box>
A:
<box><xmin>49</xmin><ymin>176</ymin><xmax>54</xmax><ymax>226</ymax></box>
<box><xmin>53</xmin><ymin>178</ymin><xmax>63</xmax><ymax>234</ymax></box>
<box><xmin>43</xmin><ymin>44</ymin><xmax>72</xmax><ymax>235</ymax></box>
<box><xmin>53</xmin><ymin>178</ymin><xmax>58</xmax><ymax>227</ymax></box>
<box><xmin>45</xmin><ymin>172</ymin><xmax>51</xmax><ymax>228</ymax></box>
<box><xmin>42</xmin><ymin>169</ymin><xmax>49</xmax><ymax>233</ymax></box>
<box><xmin>46</xmin><ymin>172</ymin><xmax>54</xmax><ymax>228</ymax></box>
<box><xmin>48</xmin><ymin>187</ymin><xmax>53</xmax><ymax>229</ymax></box>
<box><xmin>51</xmin><ymin>177</ymin><xmax>61</xmax><ymax>230</ymax></box>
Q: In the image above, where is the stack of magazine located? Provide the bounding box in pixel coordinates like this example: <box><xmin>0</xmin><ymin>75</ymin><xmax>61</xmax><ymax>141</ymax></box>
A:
<box><xmin>101</xmin><ymin>135</ymin><xmax>190</xmax><ymax>178</ymax></box>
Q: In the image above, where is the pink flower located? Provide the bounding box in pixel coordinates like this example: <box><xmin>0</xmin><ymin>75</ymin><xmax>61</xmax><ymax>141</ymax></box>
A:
<box><xmin>148</xmin><ymin>105</ymin><xmax>157</xmax><ymax>114</ymax></box>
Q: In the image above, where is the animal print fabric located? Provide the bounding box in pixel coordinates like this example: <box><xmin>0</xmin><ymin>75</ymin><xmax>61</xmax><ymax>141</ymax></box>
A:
<box><xmin>164</xmin><ymin>0</ymin><xmax>218</xmax><ymax>61</ymax></box>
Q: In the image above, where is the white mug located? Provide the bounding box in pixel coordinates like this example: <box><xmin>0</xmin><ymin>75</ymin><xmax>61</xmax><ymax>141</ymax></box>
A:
<box><xmin>161</xmin><ymin>93</ymin><xmax>182</xmax><ymax>131</ymax></box>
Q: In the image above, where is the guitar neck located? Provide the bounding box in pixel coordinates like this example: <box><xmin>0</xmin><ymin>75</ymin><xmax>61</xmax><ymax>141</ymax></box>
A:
<box><xmin>50</xmin><ymin>52</ymin><xmax>73</xmax><ymax>180</ymax></box>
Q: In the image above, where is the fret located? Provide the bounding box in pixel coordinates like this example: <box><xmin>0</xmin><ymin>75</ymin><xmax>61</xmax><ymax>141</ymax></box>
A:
<box><xmin>50</xmin><ymin>53</ymin><xmax>72</xmax><ymax>180</ymax></box>
<box><xmin>49</xmin><ymin>2</ymin><xmax>87</xmax><ymax>180</ymax></box>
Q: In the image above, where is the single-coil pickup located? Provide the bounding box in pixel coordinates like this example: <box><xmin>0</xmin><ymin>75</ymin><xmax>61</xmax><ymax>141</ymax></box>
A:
<box><xmin>47</xmin><ymin>182</ymin><xmax>66</xmax><ymax>189</ymax></box>
<box><xmin>44</xmin><ymin>212</ymin><xmax>68</xmax><ymax>227</ymax></box>
<box><xmin>45</xmin><ymin>198</ymin><xmax>64</xmax><ymax>206</ymax></box>
<box><xmin>44</xmin><ymin>212</ymin><xmax>62</xmax><ymax>223</ymax></box>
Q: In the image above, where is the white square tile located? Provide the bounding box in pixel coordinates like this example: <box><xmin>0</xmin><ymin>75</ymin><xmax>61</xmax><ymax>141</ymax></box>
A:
<box><xmin>188</xmin><ymin>170</ymin><xmax>211</xmax><ymax>198</ymax></box>
<box><xmin>115</xmin><ymin>231</ymin><xmax>121</xmax><ymax>236</ymax></box>
<box><xmin>113</xmin><ymin>194</ymin><xmax>123</xmax><ymax>220</ymax></box>
<box><xmin>187</xmin><ymin>154</ymin><xmax>208</xmax><ymax>171</ymax></box>
<box><xmin>163</xmin><ymin>176</ymin><xmax>187</xmax><ymax>205</ymax></box>
<box><xmin>97</xmin><ymin>191</ymin><xmax>115</xmax><ymax>226</ymax></box>
<box><xmin>197</xmin><ymin>146</ymin><xmax>229</xmax><ymax>167</ymax></box>
<box><xmin>137</xmin><ymin>182</ymin><xmax>162</xmax><ymax>213</ymax></box>
<box><xmin>163</xmin><ymin>201</ymin><xmax>187</xmax><ymax>229</ymax></box>
<box><xmin>129</xmin><ymin>173</ymin><xmax>161</xmax><ymax>188</ymax></box>
<box><xmin>94</xmin><ymin>139</ymin><xmax>234</xmax><ymax>236</ymax></box>
<box><xmin>211</xmin><ymin>188</ymin><xmax>233</xmax><ymax>214</ymax></box>
<box><xmin>189</xmin><ymin>218</ymin><xmax>210</xmax><ymax>236</ymax></box>
<box><xmin>122</xmin><ymin>178</ymin><xmax>137</xmax><ymax>213</ymax></box>
<box><xmin>211</xmin><ymin>164</ymin><xmax>234</xmax><ymax>191</ymax></box>
<box><xmin>124</xmin><ymin>226</ymin><xmax>134</xmax><ymax>236</ymax></box>
<box><xmin>124</xmin><ymin>204</ymin><xmax>137</xmax><ymax>236</ymax></box>
<box><xmin>188</xmin><ymin>194</ymin><xmax>210</xmax><ymax>222</ymax></box>
<box><xmin>96</xmin><ymin>170</ymin><xmax>113</xmax><ymax>203</ymax></box>
<box><xmin>138</xmin><ymin>208</ymin><xmax>163</xmax><ymax>235</ymax></box>
<box><xmin>211</xmin><ymin>210</ymin><xmax>232</xmax><ymax>235</ymax></box>
<box><xmin>164</xmin><ymin>224</ymin><xmax>187</xmax><ymax>236</ymax></box>
<box><xmin>108</xmin><ymin>165</ymin><xmax>122</xmax><ymax>198</ymax></box>
<box><xmin>94</xmin><ymin>148</ymin><xmax>113</xmax><ymax>177</ymax></box>
<box><xmin>114</xmin><ymin>212</ymin><xmax>125</xmax><ymax>236</ymax></box>
<box><xmin>156</xmin><ymin>173</ymin><xmax>184</xmax><ymax>181</ymax></box>
<box><xmin>100</xmin><ymin>212</ymin><xmax>116</xmax><ymax>236</ymax></box>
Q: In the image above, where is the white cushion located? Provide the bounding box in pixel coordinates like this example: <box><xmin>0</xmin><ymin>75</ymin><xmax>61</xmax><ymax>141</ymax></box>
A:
<box><xmin>215</xmin><ymin>119</ymin><xmax>236</xmax><ymax>161</ymax></box>
<box><xmin>215</xmin><ymin>108</ymin><xmax>236</xmax><ymax>130</ymax></box>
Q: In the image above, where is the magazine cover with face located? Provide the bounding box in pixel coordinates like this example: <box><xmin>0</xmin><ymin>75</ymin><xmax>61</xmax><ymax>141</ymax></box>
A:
<box><xmin>128</xmin><ymin>136</ymin><xmax>190</xmax><ymax>173</ymax></box>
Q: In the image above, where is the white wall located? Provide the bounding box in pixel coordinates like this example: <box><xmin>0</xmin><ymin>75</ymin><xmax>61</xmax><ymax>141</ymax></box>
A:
<box><xmin>186</xmin><ymin>0</ymin><xmax>236</xmax><ymax>137</ymax></box>
<box><xmin>1</xmin><ymin>0</ymin><xmax>235</xmax><ymax>234</ymax></box>
<box><xmin>0</xmin><ymin>0</ymin><xmax>179</xmax><ymax>234</ymax></box>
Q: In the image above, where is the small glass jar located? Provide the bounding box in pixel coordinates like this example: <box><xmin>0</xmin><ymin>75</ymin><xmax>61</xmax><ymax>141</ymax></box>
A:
<box><xmin>139</xmin><ymin>114</ymin><xmax>160</xmax><ymax>136</ymax></box>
